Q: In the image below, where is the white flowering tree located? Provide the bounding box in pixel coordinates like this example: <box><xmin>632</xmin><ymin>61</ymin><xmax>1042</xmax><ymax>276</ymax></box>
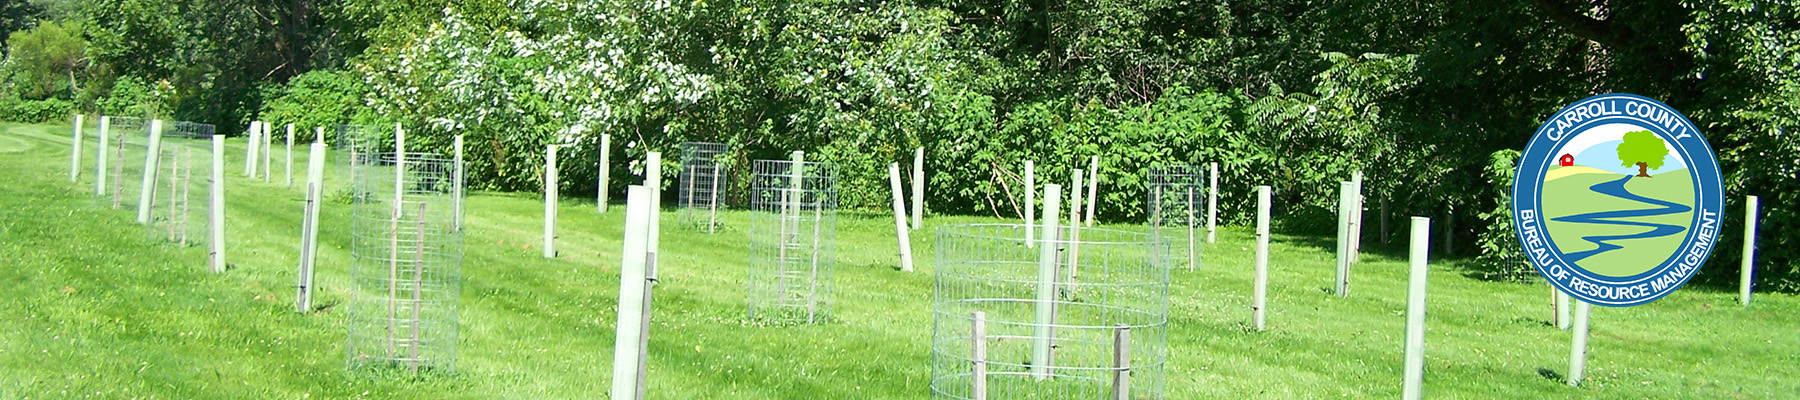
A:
<box><xmin>358</xmin><ymin>0</ymin><xmax>713</xmax><ymax>190</ymax></box>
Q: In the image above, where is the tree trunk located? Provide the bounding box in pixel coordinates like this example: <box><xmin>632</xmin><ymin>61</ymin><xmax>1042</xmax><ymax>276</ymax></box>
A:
<box><xmin>1635</xmin><ymin>162</ymin><xmax>1651</xmax><ymax>178</ymax></box>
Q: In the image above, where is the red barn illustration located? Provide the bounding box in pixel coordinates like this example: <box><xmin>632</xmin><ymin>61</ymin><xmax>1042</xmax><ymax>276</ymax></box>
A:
<box><xmin>1558</xmin><ymin>154</ymin><xmax>1574</xmax><ymax>167</ymax></box>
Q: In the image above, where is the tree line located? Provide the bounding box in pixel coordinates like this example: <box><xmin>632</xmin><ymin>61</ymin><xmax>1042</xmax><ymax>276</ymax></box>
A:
<box><xmin>1</xmin><ymin>0</ymin><xmax>1794</xmax><ymax>290</ymax></box>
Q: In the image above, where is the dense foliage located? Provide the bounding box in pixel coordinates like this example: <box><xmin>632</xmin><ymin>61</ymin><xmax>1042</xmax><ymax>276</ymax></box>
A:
<box><xmin>0</xmin><ymin>0</ymin><xmax>1794</xmax><ymax>290</ymax></box>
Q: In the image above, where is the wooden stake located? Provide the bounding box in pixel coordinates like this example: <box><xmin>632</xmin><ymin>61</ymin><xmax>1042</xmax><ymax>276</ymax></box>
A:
<box><xmin>167</xmin><ymin>151</ymin><xmax>177</xmax><ymax>241</ymax></box>
<box><xmin>411</xmin><ymin>202</ymin><xmax>426</xmax><ymax>373</ymax></box>
<box><xmin>807</xmin><ymin>195</ymin><xmax>823</xmax><ymax>323</ymax></box>
<box><xmin>113</xmin><ymin>123</ymin><xmax>127</xmax><ymax>208</ymax></box>
<box><xmin>1111</xmin><ymin>324</ymin><xmax>1131</xmax><ymax>400</ymax></box>
<box><xmin>888</xmin><ymin>163</ymin><xmax>914</xmax><ymax>272</ymax></box>
<box><xmin>180</xmin><ymin>150</ymin><xmax>190</xmax><ymax>246</ymax></box>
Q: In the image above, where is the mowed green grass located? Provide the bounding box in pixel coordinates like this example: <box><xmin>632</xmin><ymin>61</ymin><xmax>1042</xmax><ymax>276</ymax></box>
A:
<box><xmin>2</xmin><ymin>122</ymin><xmax>1797</xmax><ymax>399</ymax></box>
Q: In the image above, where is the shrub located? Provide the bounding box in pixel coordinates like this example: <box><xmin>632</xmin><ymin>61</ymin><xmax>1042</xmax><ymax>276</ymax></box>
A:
<box><xmin>0</xmin><ymin>98</ymin><xmax>74</xmax><ymax>123</ymax></box>
<box><xmin>1473</xmin><ymin>149</ymin><xmax>1536</xmax><ymax>282</ymax></box>
<box><xmin>257</xmin><ymin>69</ymin><xmax>372</xmax><ymax>144</ymax></box>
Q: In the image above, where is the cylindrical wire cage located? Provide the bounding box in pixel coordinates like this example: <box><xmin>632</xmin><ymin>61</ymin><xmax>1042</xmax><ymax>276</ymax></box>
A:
<box><xmin>932</xmin><ymin>224</ymin><xmax>1170</xmax><ymax>400</ymax></box>
<box><xmin>1146</xmin><ymin>165</ymin><xmax>1203</xmax><ymax>271</ymax></box>
<box><xmin>346</xmin><ymin>150</ymin><xmax>463</xmax><ymax>374</ymax></box>
<box><xmin>144</xmin><ymin>122</ymin><xmax>215</xmax><ymax>248</ymax></box>
<box><xmin>101</xmin><ymin>116</ymin><xmax>148</xmax><ymax>210</ymax></box>
<box><xmin>746</xmin><ymin>159</ymin><xmax>837</xmax><ymax>324</ymax></box>
<box><xmin>677</xmin><ymin>142</ymin><xmax>729</xmax><ymax>232</ymax></box>
<box><xmin>337</xmin><ymin>125</ymin><xmax>380</xmax><ymax>193</ymax></box>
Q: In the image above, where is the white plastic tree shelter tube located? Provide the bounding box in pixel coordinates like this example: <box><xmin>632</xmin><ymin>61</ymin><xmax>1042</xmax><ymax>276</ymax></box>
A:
<box><xmin>453</xmin><ymin>134</ymin><xmax>464</xmax><ymax>232</ymax></box>
<box><xmin>544</xmin><ymin>145</ymin><xmax>559</xmax><ymax>258</ymax></box>
<box><xmin>611</xmin><ymin>185</ymin><xmax>655</xmax><ymax>400</ymax></box>
<box><xmin>137</xmin><ymin>120</ymin><xmax>165</xmax><ymax>224</ymax></box>
<box><xmin>1335</xmin><ymin>181</ymin><xmax>1353</xmax><ymax>296</ymax></box>
<box><xmin>70</xmin><ymin>114</ymin><xmax>83</xmax><ymax>182</ymax></box>
<box><xmin>598</xmin><ymin>134</ymin><xmax>611</xmax><ymax>213</ymax></box>
<box><xmin>1403</xmin><ymin>216</ymin><xmax>1430</xmax><ymax>400</ymax></box>
<box><xmin>1067</xmin><ymin>173</ymin><xmax>1085</xmax><ymax>280</ymax></box>
<box><xmin>1253</xmin><ymin>185</ymin><xmax>1271</xmax><ymax>331</ymax></box>
<box><xmin>888</xmin><ymin>163</ymin><xmax>914</xmax><ymax>272</ymax></box>
<box><xmin>1024</xmin><ymin>160</ymin><xmax>1035</xmax><ymax>247</ymax></box>
<box><xmin>912</xmin><ymin>147</ymin><xmax>924</xmax><ymax>230</ymax></box>
<box><xmin>1031</xmin><ymin>184</ymin><xmax>1063</xmax><ymax>380</ymax></box>
<box><xmin>262</xmin><ymin>122</ymin><xmax>272</xmax><ymax>183</ymax></box>
<box><xmin>1207</xmin><ymin>162</ymin><xmax>1218</xmax><ymax>243</ymax></box>
<box><xmin>209</xmin><ymin>134</ymin><xmax>226</xmax><ymax>273</ymax></box>
<box><xmin>647</xmin><ymin>151</ymin><xmax>662</xmax><ymax>256</ymax></box>
<box><xmin>297</xmin><ymin>142</ymin><xmax>327</xmax><ymax>312</ymax></box>
<box><xmin>1568</xmin><ymin>300</ymin><xmax>1592</xmax><ymax>386</ymax></box>
<box><xmin>1741</xmin><ymin>195</ymin><xmax>1759</xmax><ymax>306</ymax></box>
<box><xmin>1086</xmin><ymin>156</ymin><xmax>1099</xmax><ymax>227</ymax></box>
<box><xmin>285</xmin><ymin>123</ymin><xmax>295</xmax><ymax>188</ymax></box>
<box><xmin>1350</xmin><ymin>170</ymin><xmax>1364</xmax><ymax>263</ymax></box>
<box><xmin>95</xmin><ymin>116</ymin><xmax>110</xmax><ymax>196</ymax></box>
<box><xmin>245</xmin><ymin>121</ymin><xmax>258</xmax><ymax>176</ymax></box>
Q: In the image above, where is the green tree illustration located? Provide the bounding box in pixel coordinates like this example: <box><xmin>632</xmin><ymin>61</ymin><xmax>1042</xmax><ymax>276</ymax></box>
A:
<box><xmin>1617</xmin><ymin>130</ymin><xmax>1670</xmax><ymax>178</ymax></box>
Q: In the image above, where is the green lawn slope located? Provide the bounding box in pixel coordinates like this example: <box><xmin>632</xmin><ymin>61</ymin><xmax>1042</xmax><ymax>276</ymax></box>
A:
<box><xmin>1542</xmin><ymin>165</ymin><xmax>1695</xmax><ymax>277</ymax></box>
<box><xmin>1</xmin><ymin>123</ymin><xmax>1795</xmax><ymax>398</ymax></box>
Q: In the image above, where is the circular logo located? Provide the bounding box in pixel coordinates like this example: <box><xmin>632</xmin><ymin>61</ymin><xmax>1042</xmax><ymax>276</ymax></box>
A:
<box><xmin>1513</xmin><ymin>94</ymin><xmax>1723</xmax><ymax>307</ymax></box>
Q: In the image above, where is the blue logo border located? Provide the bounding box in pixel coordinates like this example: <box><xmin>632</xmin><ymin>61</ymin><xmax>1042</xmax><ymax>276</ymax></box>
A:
<box><xmin>1512</xmin><ymin>94</ymin><xmax>1724</xmax><ymax>307</ymax></box>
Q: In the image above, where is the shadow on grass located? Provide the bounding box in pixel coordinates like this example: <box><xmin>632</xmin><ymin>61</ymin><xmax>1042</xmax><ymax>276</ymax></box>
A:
<box><xmin>1536</xmin><ymin>367</ymin><xmax>1564</xmax><ymax>383</ymax></box>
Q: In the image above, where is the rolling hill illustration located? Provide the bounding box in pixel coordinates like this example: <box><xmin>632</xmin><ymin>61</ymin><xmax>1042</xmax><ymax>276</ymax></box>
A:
<box><xmin>1541</xmin><ymin>125</ymin><xmax>1697</xmax><ymax>278</ymax></box>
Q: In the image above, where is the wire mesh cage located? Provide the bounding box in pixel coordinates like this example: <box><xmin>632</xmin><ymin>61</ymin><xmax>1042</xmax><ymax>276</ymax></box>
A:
<box><xmin>143</xmin><ymin>122</ymin><xmax>216</xmax><ymax>248</ymax></box>
<box><xmin>338</xmin><ymin>124</ymin><xmax>383</xmax><ymax>202</ymax></box>
<box><xmin>100</xmin><ymin>116</ymin><xmax>149</xmax><ymax>210</ymax></box>
<box><xmin>677</xmin><ymin>142</ymin><xmax>729</xmax><ymax>232</ymax></box>
<box><xmin>1146</xmin><ymin>165</ymin><xmax>1203</xmax><ymax>271</ymax></box>
<box><xmin>746</xmin><ymin>158</ymin><xmax>837</xmax><ymax>324</ymax></box>
<box><xmin>346</xmin><ymin>149</ymin><xmax>464</xmax><ymax>374</ymax></box>
<box><xmin>932</xmin><ymin>224</ymin><xmax>1170</xmax><ymax>400</ymax></box>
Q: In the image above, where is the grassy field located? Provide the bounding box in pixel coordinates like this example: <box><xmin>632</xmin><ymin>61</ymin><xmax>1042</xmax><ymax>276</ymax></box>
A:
<box><xmin>1</xmin><ymin>122</ymin><xmax>1797</xmax><ymax>399</ymax></box>
<box><xmin>1542</xmin><ymin>165</ymin><xmax>1695</xmax><ymax>276</ymax></box>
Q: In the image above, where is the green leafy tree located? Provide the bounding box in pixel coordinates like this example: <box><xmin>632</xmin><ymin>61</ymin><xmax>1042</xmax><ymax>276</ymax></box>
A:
<box><xmin>1616</xmin><ymin>130</ymin><xmax>1668</xmax><ymax>177</ymax></box>
<box><xmin>6</xmin><ymin>19</ymin><xmax>87</xmax><ymax>100</ymax></box>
